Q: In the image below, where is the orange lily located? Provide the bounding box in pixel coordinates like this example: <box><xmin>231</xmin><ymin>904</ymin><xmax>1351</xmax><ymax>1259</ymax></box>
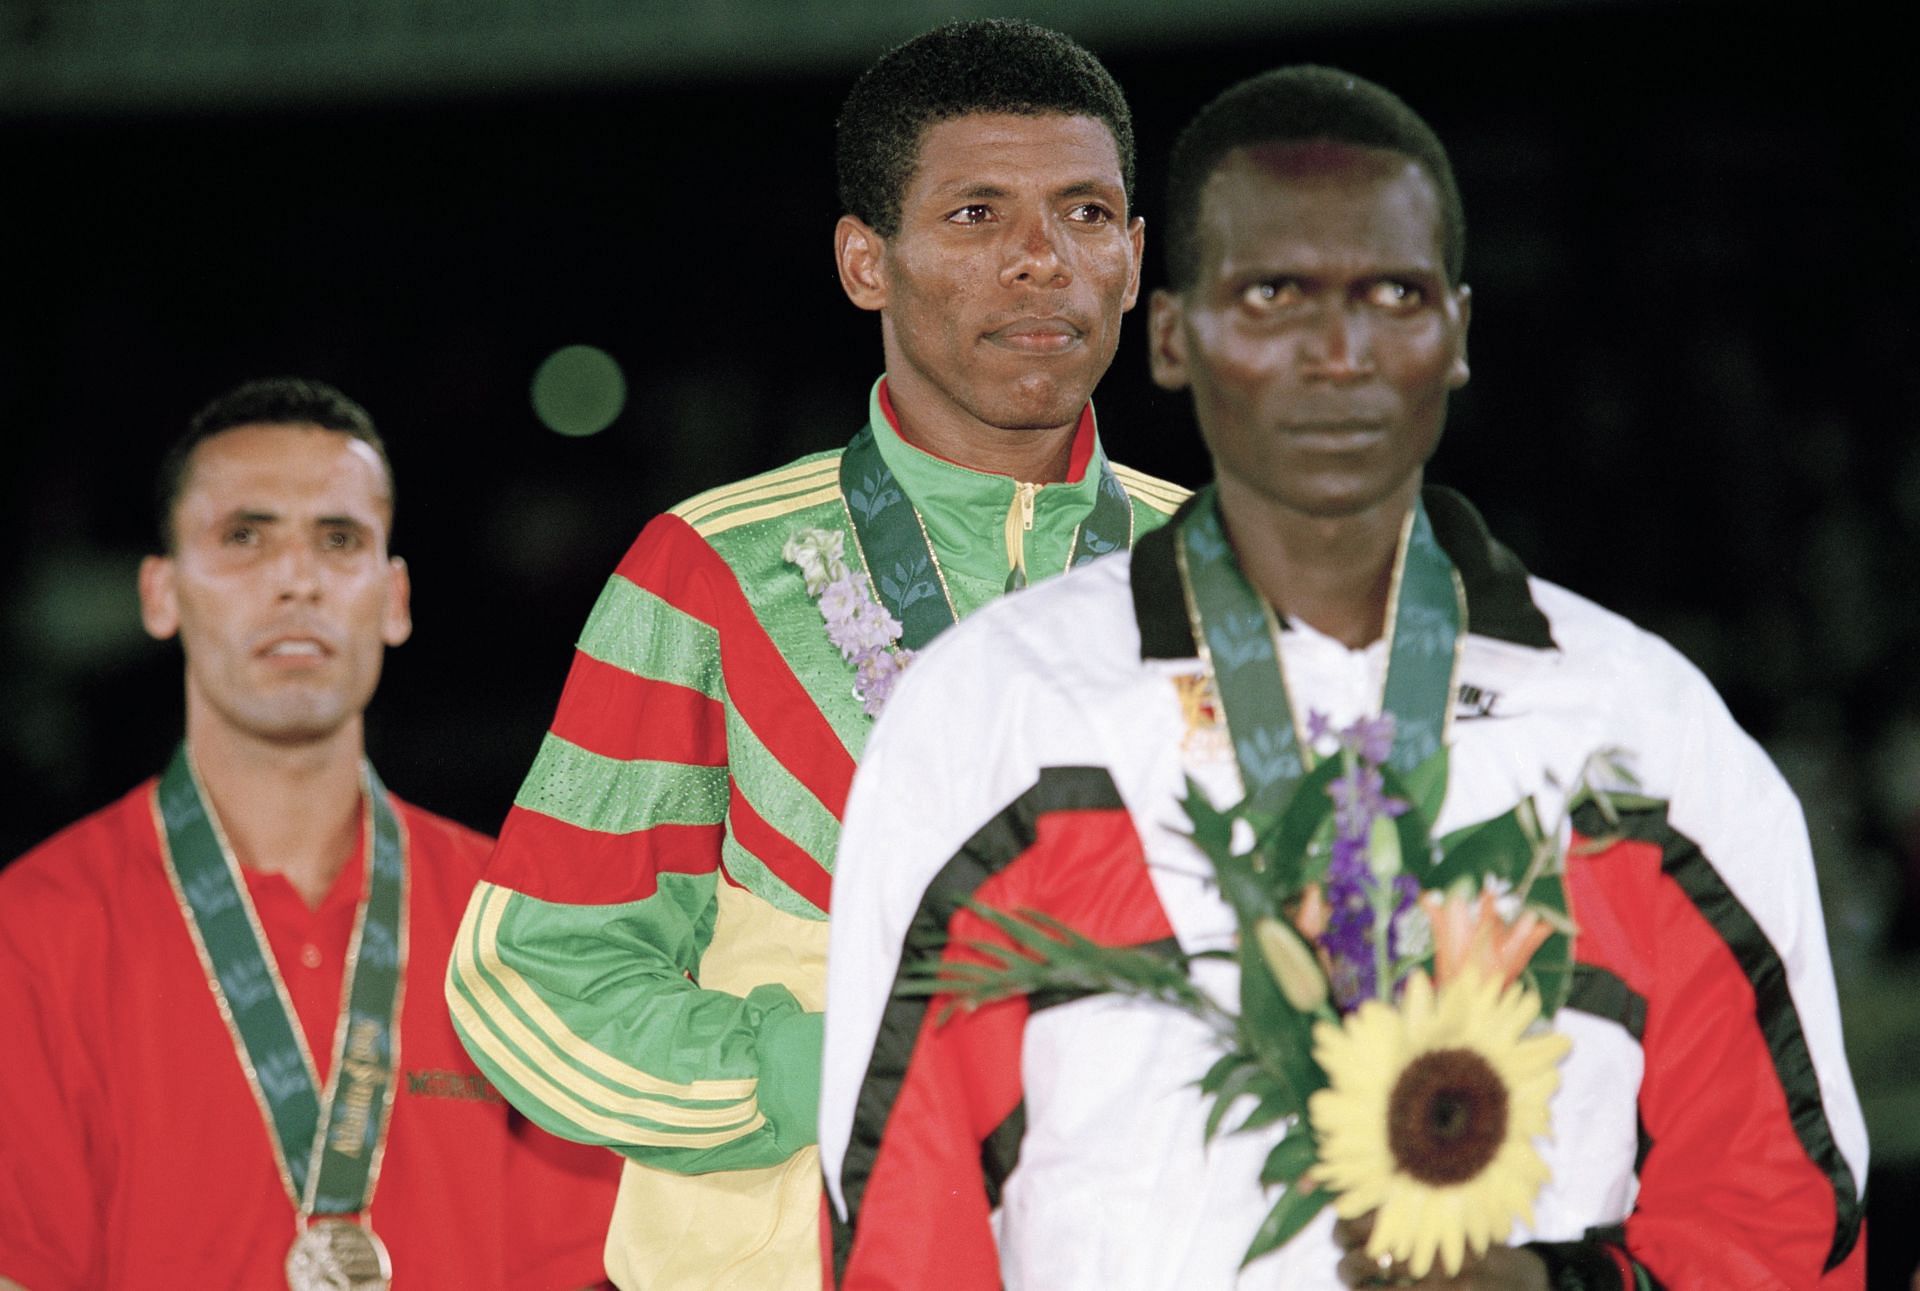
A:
<box><xmin>1292</xmin><ymin>882</ymin><xmax>1330</xmax><ymax>940</ymax></box>
<box><xmin>1418</xmin><ymin>888</ymin><xmax>1552</xmax><ymax>989</ymax></box>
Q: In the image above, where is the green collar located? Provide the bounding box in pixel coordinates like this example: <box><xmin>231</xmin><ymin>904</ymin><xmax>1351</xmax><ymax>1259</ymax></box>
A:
<box><xmin>864</xmin><ymin>378</ymin><xmax>1114</xmax><ymax>608</ymax></box>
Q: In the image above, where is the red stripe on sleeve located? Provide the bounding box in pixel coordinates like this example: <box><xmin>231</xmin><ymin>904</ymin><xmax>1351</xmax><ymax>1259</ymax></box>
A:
<box><xmin>842</xmin><ymin>808</ymin><xmax>1169</xmax><ymax>1288</ymax></box>
<box><xmin>485</xmin><ymin>807</ymin><xmax>723</xmax><ymax>906</ymax></box>
<box><xmin>622</xmin><ymin>514</ymin><xmax>858</xmax><ymax>821</ymax></box>
<box><xmin>1604</xmin><ymin>1243</ymin><xmax>1636</xmax><ymax>1289</ymax></box>
<box><xmin>726</xmin><ymin>785</ymin><xmax>834</xmax><ymax>913</ymax></box>
<box><xmin>1566</xmin><ymin>833</ymin><xmax>1852</xmax><ymax>1288</ymax></box>
<box><xmin>548</xmin><ymin>651</ymin><xmax>725</xmax><ymax>766</ymax></box>
<box><xmin>988</xmin><ymin>808</ymin><xmax>1178</xmax><ymax>948</ymax></box>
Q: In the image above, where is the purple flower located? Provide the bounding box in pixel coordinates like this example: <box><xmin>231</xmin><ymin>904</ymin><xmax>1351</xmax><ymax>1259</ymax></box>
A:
<box><xmin>1343</xmin><ymin>714</ymin><xmax>1396</xmax><ymax>768</ymax></box>
<box><xmin>854</xmin><ymin>600</ymin><xmax>905</xmax><ymax>651</ymax></box>
<box><xmin>1306</xmin><ymin>710</ymin><xmax>1334</xmax><ymax>745</ymax></box>
<box><xmin>826</xmin><ymin>595</ymin><xmax>903</xmax><ymax>659</ymax></box>
<box><xmin>855</xmin><ymin>647</ymin><xmax>913</xmax><ymax>717</ymax></box>
<box><xmin>1327</xmin><ymin>765</ymin><xmax>1408</xmax><ymax>838</ymax></box>
<box><xmin>817</xmin><ymin>575</ymin><xmax>863</xmax><ymax>627</ymax></box>
<box><xmin>790</xmin><ymin>525</ymin><xmax>916</xmax><ymax>716</ymax></box>
<box><xmin>1319</xmin><ymin>833</ymin><xmax>1378</xmax><ymax>1009</ymax></box>
<box><xmin>1326</xmin><ymin>957</ymin><xmax>1366</xmax><ymax>1012</ymax></box>
<box><xmin>1385</xmin><ymin>872</ymin><xmax>1422</xmax><ymax>973</ymax></box>
<box><xmin>1314</xmin><ymin>714</ymin><xmax>1415</xmax><ymax>1011</ymax></box>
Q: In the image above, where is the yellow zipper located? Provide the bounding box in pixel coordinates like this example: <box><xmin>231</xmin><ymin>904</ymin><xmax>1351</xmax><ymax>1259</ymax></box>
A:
<box><xmin>1004</xmin><ymin>481</ymin><xmax>1039</xmax><ymax>590</ymax></box>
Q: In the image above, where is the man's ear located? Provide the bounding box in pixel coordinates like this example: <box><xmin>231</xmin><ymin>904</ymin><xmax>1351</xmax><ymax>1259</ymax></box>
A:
<box><xmin>1121</xmin><ymin>216</ymin><xmax>1146</xmax><ymax>313</ymax></box>
<box><xmin>138</xmin><ymin>555</ymin><xmax>180</xmax><ymax>641</ymax></box>
<box><xmin>1147</xmin><ymin>289</ymin><xmax>1191</xmax><ymax>391</ymax></box>
<box><xmin>1449</xmin><ymin>283</ymin><xmax>1472</xmax><ymax>389</ymax></box>
<box><xmin>382</xmin><ymin>557</ymin><xmax>413</xmax><ymax>648</ymax></box>
<box><xmin>835</xmin><ymin>215</ymin><xmax>888</xmax><ymax>313</ymax></box>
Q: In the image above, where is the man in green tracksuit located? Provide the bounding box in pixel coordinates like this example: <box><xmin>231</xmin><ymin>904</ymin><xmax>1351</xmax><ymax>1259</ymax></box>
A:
<box><xmin>446</xmin><ymin>19</ymin><xmax>1187</xmax><ymax>1289</ymax></box>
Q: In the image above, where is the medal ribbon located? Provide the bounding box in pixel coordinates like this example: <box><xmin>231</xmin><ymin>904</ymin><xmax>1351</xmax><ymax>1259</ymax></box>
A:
<box><xmin>1176</xmin><ymin>485</ymin><xmax>1465</xmax><ymax>817</ymax></box>
<box><xmin>838</xmin><ymin>424</ymin><xmax>1135</xmax><ymax>651</ymax></box>
<box><xmin>156</xmin><ymin>744</ymin><xmax>407</xmax><ymax>1218</ymax></box>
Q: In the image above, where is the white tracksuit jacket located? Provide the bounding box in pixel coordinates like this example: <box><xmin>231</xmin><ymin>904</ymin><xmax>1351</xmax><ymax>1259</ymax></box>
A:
<box><xmin>821</xmin><ymin>489</ymin><xmax>1867</xmax><ymax>1290</ymax></box>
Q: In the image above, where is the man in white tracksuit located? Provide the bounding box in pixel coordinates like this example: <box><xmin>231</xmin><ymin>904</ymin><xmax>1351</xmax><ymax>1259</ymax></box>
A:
<box><xmin>820</xmin><ymin>66</ymin><xmax>1867</xmax><ymax>1290</ymax></box>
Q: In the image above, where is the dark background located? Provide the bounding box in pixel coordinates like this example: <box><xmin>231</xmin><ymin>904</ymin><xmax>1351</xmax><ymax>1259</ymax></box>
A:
<box><xmin>4</xmin><ymin>2</ymin><xmax>1916</xmax><ymax>1280</ymax></box>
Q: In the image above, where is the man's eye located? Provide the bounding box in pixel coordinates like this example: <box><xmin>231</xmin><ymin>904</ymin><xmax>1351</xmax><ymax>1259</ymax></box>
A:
<box><xmin>1241</xmin><ymin>280</ymin><xmax>1304</xmax><ymax>311</ymax></box>
<box><xmin>322</xmin><ymin>530</ymin><xmax>361</xmax><ymax>552</ymax></box>
<box><xmin>1066</xmin><ymin>202</ymin><xmax>1113</xmax><ymax>224</ymax></box>
<box><xmin>223</xmin><ymin>526</ymin><xmax>257</xmax><ymax>546</ymax></box>
<box><xmin>1368</xmin><ymin>280</ymin><xmax>1424</xmax><ymax>310</ymax></box>
<box><xmin>947</xmin><ymin>204</ymin><xmax>993</xmax><ymax>226</ymax></box>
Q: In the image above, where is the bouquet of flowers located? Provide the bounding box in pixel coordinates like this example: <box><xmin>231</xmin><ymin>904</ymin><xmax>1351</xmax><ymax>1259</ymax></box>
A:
<box><xmin>784</xmin><ymin>527</ymin><xmax>914</xmax><ymax>716</ymax></box>
<box><xmin>905</xmin><ymin>713</ymin><xmax>1633</xmax><ymax>1278</ymax></box>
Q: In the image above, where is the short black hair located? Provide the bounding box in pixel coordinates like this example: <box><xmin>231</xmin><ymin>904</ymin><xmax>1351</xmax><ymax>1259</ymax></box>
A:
<box><xmin>836</xmin><ymin>18</ymin><xmax>1135</xmax><ymax>238</ymax></box>
<box><xmin>1164</xmin><ymin>66</ymin><xmax>1465</xmax><ymax>292</ymax></box>
<box><xmin>155</xmin><ymin>376</ymin><xmax>393</xmax><ymax>553</ymax></box>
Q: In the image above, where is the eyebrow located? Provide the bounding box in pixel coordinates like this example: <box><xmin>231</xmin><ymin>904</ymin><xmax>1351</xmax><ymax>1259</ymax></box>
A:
<box><xmin>941</xmin><ymin>182</ymin><xmax>1012</xmax><ymax>201</ymax></box>
<box><xmin>935</xmin><ymin>177</ymin><xmax>1122</xmax><ymax>202</ymax></box>
<box><xmin>215</xmin><ymin>509</ymin><xmax>373</xmax><ymax>530</ymax></box>
<box><xmin>1054</xmin><ymin>179</ymin><xmax>1119</xmax><ymax>200</ymax></box>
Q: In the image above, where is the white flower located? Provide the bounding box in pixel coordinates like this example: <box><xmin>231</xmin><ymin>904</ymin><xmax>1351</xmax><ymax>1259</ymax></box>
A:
<box><xmin>783</xmin><ymin>527</ymin><xmax>848</xmax><ymax>595</ymax></box>
<box><xmin>1481</xmin><ymin>874</ymin><xmax>1522</xmax><ymax>923</ymax></box>
<box><xmin>1392</xmin><ymin>901</ymin><xmax>1434</xmax><ymax>962</ymax></box>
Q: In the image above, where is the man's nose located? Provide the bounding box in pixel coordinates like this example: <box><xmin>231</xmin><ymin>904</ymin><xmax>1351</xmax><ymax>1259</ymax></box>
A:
<box><xmin>1301</xmin><ymin>303</ymin><xmax>1375</xmax><ymax>381</ymax></box>
<box><xmin>1000</xmin><ymin>212</ymin><xmax>1071</xmax><ymax>289</ymax></box>
<box><xmin>275</xmin><ymin>542</ymin><xmax>323</xmax><ymax>601</ymax></box>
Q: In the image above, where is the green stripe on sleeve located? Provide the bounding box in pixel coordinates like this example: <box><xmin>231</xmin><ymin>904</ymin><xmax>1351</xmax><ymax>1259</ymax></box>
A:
<box><xmin>578</xmin><ymin>576</ymin><xmax>723</xmax><ymax>699</ymax></box>
<box><xmin>720</xmin><ymin>835</ymin><xmax>825</xmax><ymax>922</ymax></box>
<box><xmin>446</xmin><ymin>878</ymin><xmax>813</xmax><ymax>1172</ymax></box>
<box><xmin>722</xmin><ymin>707</ymin><xmax>838</xmax><ymax>873</ymax></box>
<box><xmin>515</xmin><ymin>734</ymin><xmax>728</xmax><ymax>833</ymax></box>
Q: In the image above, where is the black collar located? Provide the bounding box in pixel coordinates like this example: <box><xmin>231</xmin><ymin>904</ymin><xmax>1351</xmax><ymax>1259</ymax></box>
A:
<box><xmin>1130</xmin><ymin>485</ymin><xmax>1556</xmax><ymax>660</ymax></box>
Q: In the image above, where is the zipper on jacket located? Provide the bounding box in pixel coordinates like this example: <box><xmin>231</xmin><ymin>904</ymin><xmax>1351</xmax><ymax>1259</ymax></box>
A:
<box><xmin>1004</xmin><ymin>481</ymin><xmax>1039</xmax><ymax>592</ymax></box>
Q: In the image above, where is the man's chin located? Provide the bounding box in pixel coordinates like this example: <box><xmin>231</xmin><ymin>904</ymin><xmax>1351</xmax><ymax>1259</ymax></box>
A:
<box><xmin>977</xmin><ymin>380</ymin><xmax>1094</xmax><ymax>435</ymax></box>
<box><xmin>225</xmin><ymin>703</ymin><xmax>358</xmax><ymax>747</ymax></box>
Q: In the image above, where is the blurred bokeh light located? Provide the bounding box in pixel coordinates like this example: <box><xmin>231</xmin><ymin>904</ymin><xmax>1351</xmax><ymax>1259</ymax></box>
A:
<box><xmin>532</xmin><ymin>344</ymin><xmax>626</xmax><ymax>438</ymax></box>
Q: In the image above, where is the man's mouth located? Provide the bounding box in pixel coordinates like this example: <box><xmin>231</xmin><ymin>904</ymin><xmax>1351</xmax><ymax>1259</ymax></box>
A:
<box><xmin>1281</xmin><ymin>419</ymin><xmax>1390</xmax><ymax>444</ymax></box>
<box><xmin>258</xmin><ymin>636</ymin><xmax>331</xmax><ymax>660</ymax></box>
<box><xmin>985</xmin><ymin>317</ymin><xmax>1086</xmax><ymax>353</ymax></box>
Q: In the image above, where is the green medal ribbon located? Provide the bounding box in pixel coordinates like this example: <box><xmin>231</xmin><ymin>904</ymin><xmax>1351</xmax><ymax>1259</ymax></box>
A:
<box><xmin>156</xmin><ymin>744</ymin><xmax>407</xmax><ymax>1218</ymax></box>
<box><xmin>1176</xmin><ymin>485</ymin><xmax>1465</xmax><ymax>817</ymax></box>
<box><xmin>838</xmin><ymin>424</ymin><xmax>1135</xmax><ymax>651</ymax></box>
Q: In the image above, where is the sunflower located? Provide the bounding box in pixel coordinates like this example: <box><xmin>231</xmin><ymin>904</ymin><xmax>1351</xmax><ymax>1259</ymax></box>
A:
<box><xmin>1306</xmin><ymin>969</ymin><xmax>1571</xmax><ymax>1278</ymax></box>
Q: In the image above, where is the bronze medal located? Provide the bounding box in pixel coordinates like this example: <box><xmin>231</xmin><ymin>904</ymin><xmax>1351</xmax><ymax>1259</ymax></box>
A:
<box><xmin>285</xmin><ymin>1217</ymin><xmax>392</xmax><ymax>1291</ymax></box>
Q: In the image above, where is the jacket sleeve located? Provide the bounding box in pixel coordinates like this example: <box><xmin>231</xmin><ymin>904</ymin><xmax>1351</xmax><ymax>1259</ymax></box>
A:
<box><xmin>446</xmin><ymin>514</ymin><xmax>824</xmax><ymax>1174</ymax></box>
<box><xmin>1545</xmin><ymin>653</ymin><xmax>1867</xmax><ymax>1289</ymax></box>
<box><xmin>822</xmin><ymin>636</ymin><xmax>1175</xmax><ymax>1290</ymax></box>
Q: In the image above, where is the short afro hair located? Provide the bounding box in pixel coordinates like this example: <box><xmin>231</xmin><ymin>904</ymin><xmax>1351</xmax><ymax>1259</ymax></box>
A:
<box><xmin>1164</xmin><ymin>66</ymin><xmax>1464</xmax><ymax>292</ymax></box>
<box><xmin>155</xmin><ymin>376</ymin><xmax>392</xmax><ymax>553</ymax></box>
<box><xmin>836</xmin><ymin>18</ymin><xmax>1135</xmax><ymax>238</ymax></box>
